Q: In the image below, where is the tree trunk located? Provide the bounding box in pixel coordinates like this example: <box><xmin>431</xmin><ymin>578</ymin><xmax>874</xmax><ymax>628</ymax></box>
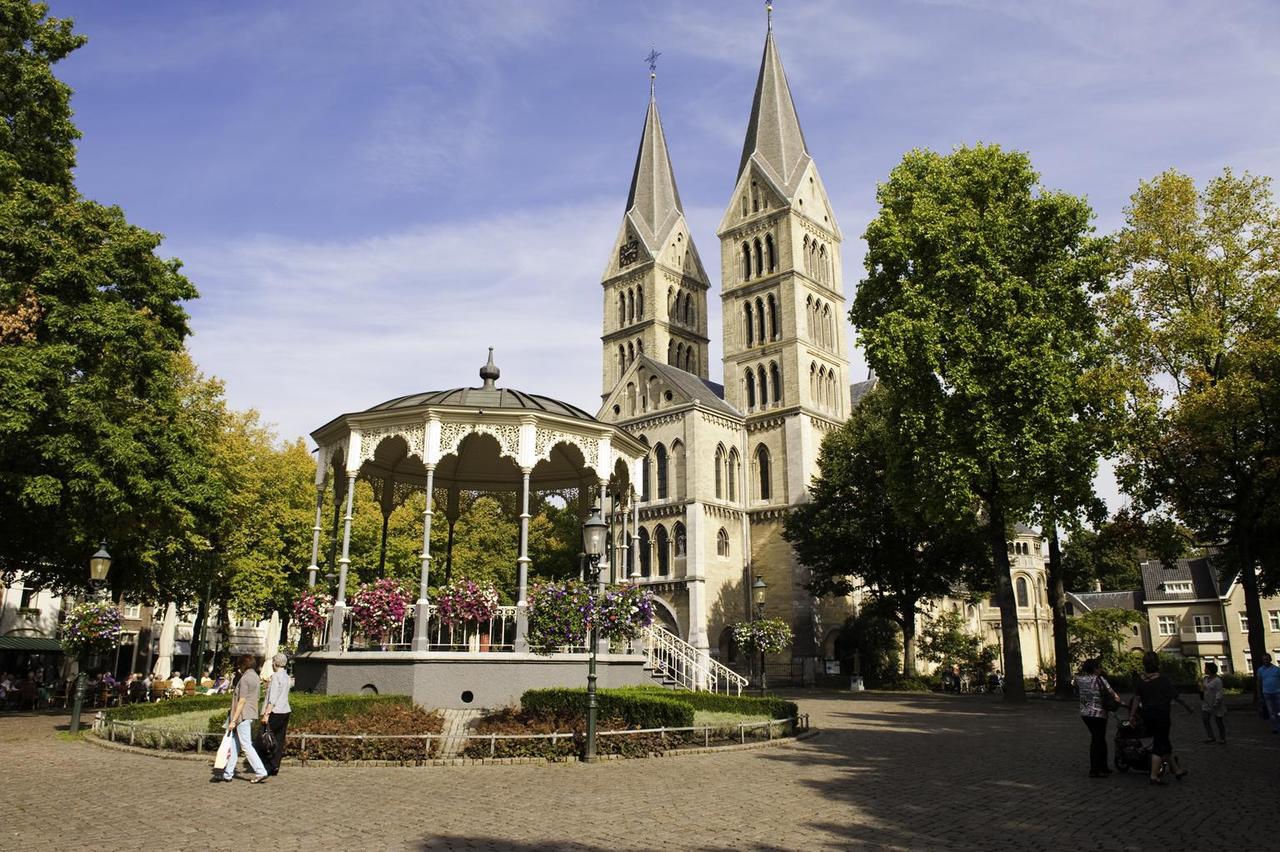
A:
<box><xmin>987</xmin><ymin>486</ymin><xmax>1026</xmax><ymax>702</ymax></box>
<box><xmin>1236</xmin><ymin>531</ymin><xmax>1268</xmax><ymax>702</ymax></box>
<box><xmin>1046</xmin><ymin>524</ymin><xmax>1073</xmax><ymax>698</ymax></box>
<box><xmin>901</xmin><ymin>597</ymin><xmax>918</xmax><ymax>677</ymax></box>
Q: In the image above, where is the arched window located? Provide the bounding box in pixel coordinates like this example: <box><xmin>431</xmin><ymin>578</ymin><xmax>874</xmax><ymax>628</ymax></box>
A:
<box><xmin>1016</xmin><ymin>576</ymin><xmax>1030</xmax><ymax>608</ymax></box>
<box><xmin>805</xmin><ymin>296</ymin><xmax>813</xmax><ymax>339</ymax></box>
<box><xmin>823</xmin><ymin>304</ymin><xmax>833</xmax><ymax>350</ymax></box>
<box><xmin>655</xmin><ymin>525</ymin><xmax>670</xmax><ymax>575</ymax></box>
<box><xmin>742</xmin><ymin>243</ymin><xmax>752</xmax><ymax>280</ymax></box>
<box><xmin>675</xmin><ymin>343</ymin><xmax>684</xmax><ymax>369</ymax></box>
<box><xmin>757</xmin><ymin>365</ymin><xmax>768</xmax><ymax>407</ymax></box>
<box><xmin>670</xmin><ymin>440</ymin><xmax>686</xmax><ymax>501</ymax></box>
<box><xmin>770</xmin><ymin>362</ymin><xmax>781</xmax><ymax>404</ymax></box>
<box><xmin>627</xmin><ymin>382</ymin><xmax>637</xmax><ymax>416</ymax></box>
<box><xmin>684</xmin><ymin>345</ymin><xmax>694</xmax><ymax>372</ymax></box>
<box><xmin>802</xmin><ymin>235</ymin><xmax>811</xmax><ymax>273</ymax></box>
<box><xmin>727</xmin><ymin>449</ymin><xmax>739</xmax><ymax>501</ymax></box>
<box><xmin>636</xmin><ymin>287</ymin><xmax>644</xmax><ymax>318</ymax></box>
<box><xmin>618</xmin><ymin>293</ymin><xmax>625</xmax><ymax>327</ymax></box>
<box><xmin>667</xmin><ymin>339</ymin><xmax>675</xmax><ymax>366</ymax></box>
<box><xmin>638</xmin><ymin>527</ymin><xmax>652</xmax><ymax>577</ymax></box>
<box><xmin>686</xmin><ymin>295</ymin><xmax>695</xmax><ymax>325</ymax></box>
<box><xmin>765</xmin><ymin>234</ymin><xmax>776</xmax><ymax>272</ymax></box>
<box><xmin>753</xmin><ymin>239</ymin><xmax>763</xmax><ymax>278</ymax></box>
<box><xmin>618</xmin><ymin>345</ymin><xmax>625</xmax><ymax>376</ymax></box>
<box><xmin>641</xmin><ymin>455</ymin><xmax>651</xmax><ymax>501</ymax></box>
<box><xmin>755</xmin><ymin>444</ymin><xmax>771</xmax><ymax>501</ymax></box>
<box><xmin>767</xmin><ymin>294</ymin><xmax>779</xmax><ymax>340</ymax></box>
<box><xmin>626</xmin><ymin>341</ymin><xmax>634</xmax><ymax>366</ymax></box>
<box><xmin>655</xmin><ymin>443</ymin><xmax>668</xmax><ymax>500</ymax></box>
<box><xmin>751</xmin><ymin>180</ymin><xmax>759</xmax><ymax>213</ymax></box>
<box><xmin>716</xmin><ymin>527</ymin><xmax>730</xmax><ymax>557</ymax></box>
<box><xmin>819</xmin><ymin>245</ymin><xmax>828</xmax><ymax>285</ymax></box>
<box><xmin>741</xmin><ymin>193</ymin><xmax>748</xmax><ymax>217</ymax></box>
<box><xmin>673</xmin><ymin>522</ymin><xmax>686</xmax><ymax>557</ymax></box>
<box><xmin>745</xmin><ymin>369</ymin><xmax>756</xmax><ymax>409</ymax></box>
<box><xmin>755</xmin><ymin>297</ymin><xmax>766</xmax><ymax>343</ymax></box>
<box><xmin>744</xmin><ymin>302</ymin><xmax>754</xmax><ymax>346</ymax></box>
<box><xmin>809</xmin><ymin>362</ymin><xmax>817</xmax><ymax>403</ymax></box>
<box><xmin>714</xmin><ymin>446</ymin><xmax>725</xmax><ymax>499</ymax></box>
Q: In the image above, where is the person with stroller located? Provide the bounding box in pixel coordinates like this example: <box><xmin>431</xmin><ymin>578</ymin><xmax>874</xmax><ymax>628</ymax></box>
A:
<box><xmin>1076</xmin><ymin>658</ymin><xmax>1121</xmax><ymax>777</ymax></box>
<box><xmin>1131</xmin><ymin>651</ymin><xmax>1193</xmax><ymax>785</ymax></box>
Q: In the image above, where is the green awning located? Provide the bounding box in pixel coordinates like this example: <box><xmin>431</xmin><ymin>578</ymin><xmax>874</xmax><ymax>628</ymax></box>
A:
<box><xmin>0</xmin><ymin>636</ymin><xmax>63</xmax><ymax>652</ymax></box>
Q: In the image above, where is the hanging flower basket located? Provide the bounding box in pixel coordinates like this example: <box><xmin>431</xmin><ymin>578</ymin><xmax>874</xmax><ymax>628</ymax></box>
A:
<box><xmin>526</xmin><ymin>580</ymin><xmax>593</xmax><ymax>655</ymax></box>
<box><xmin>292</xmin><ymin>590</ymin><xmax>333</xmax><ymax>633</ymax></box>
<box><xmin>595</xmin><ymin>585</ymin><xmax>656</xmax><ymax>641</ymax></box>
<box><xmin>61</xmin><ymin>601</ymin><xmax>123</xmax><ymax>660</ymax></box>
<box><xmin>434</xmin><ymin>580</ymin><xmax>500</xmax><ymax>626</ymax></box>
<box><xmin>349</xmin><ymin>579</ymin><xmax>412</xmax><ymax>644</ymax></box>
<box><xmin>732</xmin><ymin>618</ymin><xmax>794</xmax><ymax>656</ymax></box>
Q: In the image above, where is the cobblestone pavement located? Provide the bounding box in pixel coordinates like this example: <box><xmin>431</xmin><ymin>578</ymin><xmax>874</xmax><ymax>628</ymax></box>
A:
<box><xmin>7</xmin><ymin>691</ymin><xmax>1277</xmax><ymax>851</ymax></box>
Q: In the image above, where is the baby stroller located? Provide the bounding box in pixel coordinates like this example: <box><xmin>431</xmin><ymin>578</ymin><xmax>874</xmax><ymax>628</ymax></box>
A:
<box><xmin>1113</xmin><ymin>709</ymin><xmax>1153</xmax><ymax>774</ymax></box>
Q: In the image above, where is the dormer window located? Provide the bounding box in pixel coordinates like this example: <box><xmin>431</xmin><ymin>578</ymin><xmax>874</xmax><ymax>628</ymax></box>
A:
<box><xmin>1162</xmin><ymin>581</ymin><xmax>1193</xmax><ymax>595</ymax></box>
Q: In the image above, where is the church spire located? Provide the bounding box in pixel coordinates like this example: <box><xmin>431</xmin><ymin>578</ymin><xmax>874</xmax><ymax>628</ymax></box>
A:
<box><xmin>624</xmin><ymin>81</ymin><xmax>683</xmax><ymax>251</ymax></box>
<box><xmin>738</xmin><ymin>25</ymin><xmax>809</xmax><ymax>195</ymax></box>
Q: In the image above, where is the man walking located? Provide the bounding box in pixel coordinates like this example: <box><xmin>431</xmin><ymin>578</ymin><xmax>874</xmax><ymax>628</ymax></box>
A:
<box><xmin>1258</xmin><ymin>654</ymin><xmax>1280</xmax><ymax>734</ymax></box>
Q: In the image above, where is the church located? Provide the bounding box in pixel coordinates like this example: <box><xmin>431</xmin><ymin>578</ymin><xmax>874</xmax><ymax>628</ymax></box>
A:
<box><xmin>596</xmin><ymin>22</ymin><xmax>856</xmax><ymax>683</ymax></box>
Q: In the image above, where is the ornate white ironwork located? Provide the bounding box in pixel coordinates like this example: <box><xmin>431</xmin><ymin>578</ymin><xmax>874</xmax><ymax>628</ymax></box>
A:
<box><xmin>438</xmin><ymin>421</ymin><xmax>522</xmax><ymax>462</ymax></box>
<box><xmin>637</xmin><ymin>624</ymin><xmax>747</xmax><ymax>695</ymax></box>
<box><xmin>533</xmin><ymin>428</ymin><xmax>601</xmax><ymax>471</ymax></box>
<box><xmin>358</xmin><ymin>422</ymin><xmax>426</xmax><ymax>465</ymax></box>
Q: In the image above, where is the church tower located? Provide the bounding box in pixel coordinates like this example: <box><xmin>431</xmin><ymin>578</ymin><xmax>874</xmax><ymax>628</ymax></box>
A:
<box><xmin>717</xmin><ymin>22</ymin><xmax>850</xmax><ymax>656</ymax></box>
<box><xmin>600</xmin><ymin>78</ymin><xmax>711</xmax><ymax>397</ymax></box>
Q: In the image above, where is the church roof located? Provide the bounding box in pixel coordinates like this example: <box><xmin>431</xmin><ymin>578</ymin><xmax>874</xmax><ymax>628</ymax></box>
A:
<box><xmin>634</xmin><ymin>355</ymin><xmax>740</xmax><ymax>418</ymax></box>
<box><xmin>849</xmin><ymin>377</ymin><xmax>879</xmax><ymax>409</ymax></box>
<box><xmin>624</xmin><ymin>93</ymin><xmax>684</xmax><ymax>252</ymax></box>
<box><xmin>738</xmin><ymin>29</ymin><xmax>811</xmax><ymax>196</ymax></box>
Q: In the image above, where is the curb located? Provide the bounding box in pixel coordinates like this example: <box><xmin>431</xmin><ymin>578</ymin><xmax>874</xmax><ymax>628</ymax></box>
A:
<box><xmin>86</xmin><ymin>728</ymin><xmax>816</xmax><ymax>767</ymax></box>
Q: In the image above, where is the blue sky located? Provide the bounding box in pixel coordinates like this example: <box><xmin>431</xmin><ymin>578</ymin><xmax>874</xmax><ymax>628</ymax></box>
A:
<box><xmin>53</xmin><ymin>1</ymin><xmax>1280</xmax><ymax>505</ymax></box>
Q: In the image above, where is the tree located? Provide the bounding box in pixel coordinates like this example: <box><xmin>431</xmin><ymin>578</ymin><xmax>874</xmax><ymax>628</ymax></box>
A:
<box><xmin>1</xmin><ymin>2</ymin><xmax>202</xmax><ymax>596</ymax></box>
<box><xmin>1109</xmin><ymin>168</ymin><xmax>1280</xmax><ymax>671</ymax></box>
<box><xmin>1060</xmin><ymin>511</ymin><xmax>1191</xmax><ymax>592</ymax></box>
<box><xmin>919</xmin><ymin>610</ymin><xmax>998</xmax><ymax>676</ymax></box>
<box><xmin>853</xmin><ymin>144</ymin><xmax>1111</xmax><ymax>701</ymax></box>
<box><xmin>1066</xmin><ymin>607</ymin><xmax>1145</xmax><ymax>672</ymax></box>
<box><xmin>784</xmin><ymin>386</ymin><xmax>988</xmax><ymax>676</ymax></box>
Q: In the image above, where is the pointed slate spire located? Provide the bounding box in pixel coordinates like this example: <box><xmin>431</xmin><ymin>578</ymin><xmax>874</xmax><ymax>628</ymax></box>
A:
<box><xmin>738</xmin><ymin>28</ymin><xmax>809</xmax><ymax>193</ymax></box>
<box><xmin>624</xmin><ymin>91</ymin><xmax>684</xmax><ymax>250</ymax></box>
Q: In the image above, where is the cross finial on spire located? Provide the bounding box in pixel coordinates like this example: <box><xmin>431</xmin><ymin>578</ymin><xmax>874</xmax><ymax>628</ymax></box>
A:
<box><xmin>645</xmin><ymin>47</ymin><xmax>661</xmax><ymax>95</ymax></box>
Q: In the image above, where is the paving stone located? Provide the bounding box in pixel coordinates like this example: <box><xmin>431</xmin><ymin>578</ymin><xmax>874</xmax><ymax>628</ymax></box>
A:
<box><xmin>5</xmin><ymin>692</ymin><xmax>1275</xmax><ymax>850</ymax></box>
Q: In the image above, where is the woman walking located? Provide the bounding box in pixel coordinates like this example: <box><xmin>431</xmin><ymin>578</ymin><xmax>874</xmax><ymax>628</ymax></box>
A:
<box><xmin>1131</xmin><ymin>651</ymin><xmax>1193</xmax><ymax>785</ymax></box>
<box><xmin>1200</xmin><ymin>662</ymin><xmax>1226</xmax><ymax>744</ymax></box>
<box><xmin>260</xmin><ymin>652</ymin><xmax>291</xmax><ymax>776</ymax></box>
<box><xmin>218</xmin><ymin>655</ymin><xmax>268</xmax><ymax>783</ymax></box>
<box><xmin>1076</xmin><ymin>658</ymin><xmax>1120</xmax><ymax>777</ymax></box>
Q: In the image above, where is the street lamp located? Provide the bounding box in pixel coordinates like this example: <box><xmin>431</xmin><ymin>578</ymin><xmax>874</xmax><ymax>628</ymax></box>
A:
<box><xmin>752</xmin><ymin>576</ymin><xmax>768</xmax><ymax>695</ymax></box>
<box><xmin>581</xmin><ymin>504</ymin><xmax>607</xmax><ymax>762</ymax></box>
<box><xmin>70</xmin><ymin>542</ymin><xmax>112</xmax><ymax>734</ymax></box>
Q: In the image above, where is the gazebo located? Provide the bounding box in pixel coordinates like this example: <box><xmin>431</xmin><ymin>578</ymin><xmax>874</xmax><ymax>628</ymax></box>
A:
<box><xmin>294</xmin><ymin>351</ymin><xmax>654</xmax><ymax>707</ymax></box>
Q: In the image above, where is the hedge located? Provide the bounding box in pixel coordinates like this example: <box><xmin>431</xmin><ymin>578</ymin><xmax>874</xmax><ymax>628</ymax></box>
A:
<box><xmin>619</xmin><ymin>686</ymin><xmax>799</xmax><ymax>721</ymax></box>
<box><xmin>520</xmin><ymin>687</ymin><xmax>694</xmax><ymax>728</ymax></box>
<box><xmin>104</xmin><ymin>694</ymin><xmax>232</xmax><ymax>722</ymax></box>
<box><xmin>205</xmin><ymin>693</ymin><xmax>410</xmax><ymax>733</ymax></box>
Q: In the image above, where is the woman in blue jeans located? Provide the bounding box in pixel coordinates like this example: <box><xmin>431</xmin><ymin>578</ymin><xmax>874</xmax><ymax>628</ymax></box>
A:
<box><xmin>217</xmin><ymin>655</ymin><xmax>268</xmax><ymax>783</ymax></box>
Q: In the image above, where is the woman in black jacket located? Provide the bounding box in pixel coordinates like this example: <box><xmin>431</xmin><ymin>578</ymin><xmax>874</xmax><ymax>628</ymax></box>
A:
<box><xmin>1130</xmin><ymin>651</ymin><xmax>1193</xmax><ymax>785</ymax></box>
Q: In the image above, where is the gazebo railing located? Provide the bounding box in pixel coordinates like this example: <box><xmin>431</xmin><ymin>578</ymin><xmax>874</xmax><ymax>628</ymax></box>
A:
<box><xmin>317</xmin><ymin>606</ymin><xmax>519</xmax><ymax>652</ymax></box>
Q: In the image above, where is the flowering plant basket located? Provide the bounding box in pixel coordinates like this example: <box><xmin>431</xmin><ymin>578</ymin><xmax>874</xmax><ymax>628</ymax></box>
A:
<box><xmin>434</xmin><ymin>580</ymin><xmax>500</xmax><ymax>626</ymax></box>
<box><xmin>732</xmin><ymin>618</ymin><xmax>794</xmax><ymax>655</ymax></box>
<box><xmin>61</xmin><ymin>601</ymin><xmax>123</xmax><ymax>659</ymax></box>
<box><xmin>526</xmin><ymin>580</ymin><xmax>593</xmax><ymax>655</ymax></box>
<box><xmin>292</xmin><ymin>590</ymin><xmax>333</xmax><ymax>632</ymax></box>
<box><xmin>595</xmin><ymin>585</ymin><xmax>655</xmax><ymax>641</ymax></box>
<box><xmin>349</xmin><ymin>578</ymin><xmax>412</xmax><ymax>642</ymax></box>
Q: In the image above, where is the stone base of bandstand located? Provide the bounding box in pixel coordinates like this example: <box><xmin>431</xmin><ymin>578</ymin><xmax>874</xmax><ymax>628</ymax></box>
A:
<box><xmin>293</xmin><ymin>651</ymin><xmax>652</xmax><ymax>710</ymax></box>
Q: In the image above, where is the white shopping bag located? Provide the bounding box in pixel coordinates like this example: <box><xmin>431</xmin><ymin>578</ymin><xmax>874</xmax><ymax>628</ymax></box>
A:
<box><xmin>213</xmin><ymin>731</ymin><xmax>234</xmax><ymax>770</ymax></box>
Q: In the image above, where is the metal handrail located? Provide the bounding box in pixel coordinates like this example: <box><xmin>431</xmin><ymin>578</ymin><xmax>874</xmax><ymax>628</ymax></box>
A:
<box><xmin>642</xmin><ymin>625</ymin><xmax>749</xmax><ymax>695</ymax></box>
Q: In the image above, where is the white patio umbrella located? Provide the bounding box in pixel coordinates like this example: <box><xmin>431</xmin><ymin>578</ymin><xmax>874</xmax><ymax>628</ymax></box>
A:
<box><xmin>152</xmin><ymin>602</ymin><xmax>177</xmax><ymax>680</ymax></box>
<box><xmin>260</xmin><ymin>610</ymin><xmax>281</xmax><ymax>680</ymax></box>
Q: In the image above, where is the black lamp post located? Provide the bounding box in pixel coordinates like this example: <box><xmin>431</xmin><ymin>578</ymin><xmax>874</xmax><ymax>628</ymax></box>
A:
<box><xmin>752</xmin><ymin>575</ymin><xmax>768</xmax><ymax>696</ymax></box>
<box><xmin>581</xmin><ymin>505</ymin><xmax>608</xmax><ymax>762</ymax></box>
<box><xmin>70</xmin><ymin>542</ymin><xmax>112</xmax><ymax>734</ymax></box>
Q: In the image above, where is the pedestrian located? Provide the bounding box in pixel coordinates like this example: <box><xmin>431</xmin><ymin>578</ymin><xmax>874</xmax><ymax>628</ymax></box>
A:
<box><xmin>1075</xmin><ymin>658</ymin><xmax>1120</xmax><ymax>778</ymax></box>
<box><xmin>1258</xmin><ymin>654</ymin><xmax>1280</xmax><ymax>733</ymax></box>
<box><xmin>215</xmin><ymin>655</ymin><xmax>267</xmax><ymax>784</ymax></box>
<box><xmin>260</xmin><ymin>653</ymin><xmax>291</xmax><ymax>777</ymax></box>
<box><xmin>1200</xmin><ymin>662</ymin><xmax>1226</xmax><ymax>744</ymax></box>
<box><xmin>1131</xmin><ymin>651</ymin><xmax>1193</xmax><ymax>785</ymax></box>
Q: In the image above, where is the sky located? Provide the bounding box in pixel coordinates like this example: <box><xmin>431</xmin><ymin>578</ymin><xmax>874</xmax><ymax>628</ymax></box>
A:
<box><xmin>50</xmin><ymin>0</ymin><xmax>1280</xmax><ymax>508</ymax></box>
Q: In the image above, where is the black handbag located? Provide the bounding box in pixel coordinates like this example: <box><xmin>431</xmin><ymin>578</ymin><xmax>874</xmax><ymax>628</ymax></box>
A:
<box><xmin>257</xmin><ymin>725</ymin><xmax>277</xmax><ymax>752</ymax></box>
<box><xmin>1097</xmin><ymin>676</ymin><xmax>1120</xmax><ymax>713</ymax></box>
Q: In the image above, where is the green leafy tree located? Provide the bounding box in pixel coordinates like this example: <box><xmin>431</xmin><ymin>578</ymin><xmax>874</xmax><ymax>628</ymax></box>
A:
<box><xmin>784</xmin><ymin>386</ymin><xmax>987</xmax><ymax>675</ymax></box>
<box><xmin>1060</xmin><ymin>511</ymin><xmax>1192</xmax><ymax>592</ymax></box>
<box><xmin>833</xmin><ymin>612</ymin><xmax>901</xmax><ymax>687</ymax></box>
<box><xmin>1</xmin><ymin>2</ymin><xmax>203</xmax><ymax>596</ymax></box>
<box><xmin>1109</xmin><ymin>168</ymin><xmax>1280</xmax><ymax>669</ymax></box>
<box><xmin>853</xmin><ymin>144</ymin><xmax>1110</xmax><ymax>701</ymax></box>
<box><xmin>919</xmin><ymin>610</ymin><xmax>997</xmax><ymax>675</ymax></box>
<box><xmin>1066</xmin><ymin>607</ymin><xmax>1145</xmax><ymax>672</ymax></box>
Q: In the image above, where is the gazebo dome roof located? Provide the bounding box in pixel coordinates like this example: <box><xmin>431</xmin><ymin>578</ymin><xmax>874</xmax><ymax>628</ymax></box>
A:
<box><xmin>363</xmin><ymin>387</ymin><xmax>595</xmax><ymax>422</ymax></box>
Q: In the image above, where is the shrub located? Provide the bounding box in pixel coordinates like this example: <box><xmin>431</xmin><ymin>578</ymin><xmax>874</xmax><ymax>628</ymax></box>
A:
<box><xmin>619</xmin><ymin>686</ymin><xmax>799</xmax><ymax>722</ymax></box>
<box><xmin>836</xmin><ymin>612</ymin><xmax>901</xmax><ymax>687</ymax></box>
<box><xmin>520</xmin><ymin>687</ymin><xmax>694</xmax><ymax>728</ymax></box>
<box><xmin>1221</xmin><ymin>672</ymin><xmax>1254</xmax><ymax>692</ymax></box>
<box><xmin>205</xmin><ymin>693</ymin><xmax>411</xmax><ymax>733</ymax></box>
<box><xmin>462</xmin><ymin>708</ymin><xmax>581</xmax><ymax>760</ymax></box>
<box><xmin>287</xmin><ymin>701</ymin><xmax>442</xmax><ymax>763</ymax></box>
<box><xmin>104</xmin><ymin>694</ymin><xmax>232</xmax><ymax>722</ymax></box>
<box><xmin>880</xmin><ymin>676</ymin><xmax>934</xmax><ymax>693</ymax></box>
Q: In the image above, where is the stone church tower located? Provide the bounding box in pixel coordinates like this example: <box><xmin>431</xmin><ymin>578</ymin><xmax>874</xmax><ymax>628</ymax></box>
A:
<box><xmin>596</xmin><ymin>21</ymin><xmax>852</xmax><ymax>679</ymax></box>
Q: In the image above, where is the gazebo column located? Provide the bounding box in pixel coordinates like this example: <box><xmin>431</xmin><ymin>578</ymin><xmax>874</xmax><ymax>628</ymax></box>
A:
<box><xmin>328</xmin><ymin>470</ymin><xmax>358</xmax><ymax>652</ymax></box>
<box><xmin>514</xmin><ymin>467</ymin><xmax>533</xmax><ymax>652</ymax></box>
<box><xmin>306</xmin><ymin>483</ymin><xmax>324</xmax><ymax>588</ymax></box>
<box><xmin>376</xmin><ymin>474</ymin><xmax>396</xmax><ymax>575</ymax></box>
<box><xmin>630</xmin><ymin>487</ymin><xmax>641</xmax><ymax>580</ymax></box>
<box><xmin>444</xmin><ymin>486</ymin><xmax>460</xmax><ymax>583</ymax></box>
<box><xmin>413</xmin><ymin>465</ymin><xmax>436</xmax><ymax>651</ymax></box>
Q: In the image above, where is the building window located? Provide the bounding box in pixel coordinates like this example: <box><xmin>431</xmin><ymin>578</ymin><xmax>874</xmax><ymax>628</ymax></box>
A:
<box><xmin>714</xmin><ymin>447</ymin><xmax>725</xmax><ymax>499</ymax></box>
<box><xmin>655</xmin><ymin>525</ymin><xmax>670</xmax><ymax>575</ymax></box>
<box><xmin>717</xmin><ymin>528</ymin><xmax>730</xmax><ymax>557</ymax></box>
<box><xmin>769</xmin><ymin>362</ymin><xmax>781</xmax><ymax>404</ymax></box>
<box><xmin>641</xmin><ymin>455</ymin><xmax>651</xmax><ymax>502</ymax></box>
<box><xmin>1193</xmin><ymin>615</ymin><xmax>1220</xmax><ymax>634</ymax></box>
<box><xmin>742</xmin><ymin>243</ymin><xmax>752</xmax><ymax>280</ymax></box>
<box><xmin>1270</xmin><ymin>610</ymin><xmax>1280</xmax><ymax>632</ymax></box>
<box><xmin>123</xmin><ymin>602</ymin><xmax>142</xmax><ymax>620</ymax></box>
<box><xmin>638</xmin><ymin>527</ymin><xmax>651</xmax><ymax>577</ymax></box>
<box><xmin>1244</xmin><ymin>654</ymin><xmax>1253</xmax><ymax>674</ymax></box>
<box><xmin>744</xmin><ymin>302</ymin><xmax>754</xmax><ymax>345</ymax></box>
<box><xmin>17</xmin><ymin>586</ymin><xmax>37</xmax><ymax>610</ymax></box>
<box><xmin>727</xmin><ymin>449</ymin><xmax>739</xmax><ymax>502</ymax></box>
<box><xmin>745</xmin><ymin>370</ymin><xmax>756</xmax><ymax>409</ymax></box>
<box><xmin>755</xmin><ymin>444</ymin><xmax>771</xmax><ymax>501</ymax></box>
<box><xmin>765</xmin><ymin>234</ymin><xmax>776</xmax><ymax>272</ymax></box>
<box><xmin>1240</xmin><ymin>613</ymin><xmax>1250</xmax><ymax>634</ymax></box>
<box><xmin>655</xmin><ymin>444</ymin><xmax>668</xmax><ymax>500</ymax></box>
<box><xmin>1015</xmin><ymin>576</ymin><xmax>1029</xmax><ymax>608</ymax></box>
<box><xmin>1157</xmin><ymin>616</ymin><xmax>1177</xmax><ymax>636</ymax></box>
<box><xmin>1162</xmin><ymin>581</ymin><xmax>1192</xmax><ymax>595</ymax></box>
<box><xmin>767</xmin><ymin>294</ymin><xmax>779</xmax><ymax>340</ymax></box>
<box><xmin>673</xmin><ymin>522</ymin><xmax>686</xmax><ymax>557</ymax></box>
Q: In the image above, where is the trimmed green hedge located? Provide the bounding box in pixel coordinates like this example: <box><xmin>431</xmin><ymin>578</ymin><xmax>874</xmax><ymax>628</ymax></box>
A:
<box><xmin>205</xmin><ymin>693</ymin><xmax>410</xmax><ymax>733</ymax></box>
<box><xmin>520</xmin><ymin>687</ymin><xmax>694</xmax><ymax>728</ymax></box>
<box><xmin>104</xmin><ymin>694</ymin><xmax>231</xmax><ymax>722</ymax></box>
<box><xmin>620</xmin><ymin>686</ymin><xmax>799</xmax><ymax>720</ymax></box>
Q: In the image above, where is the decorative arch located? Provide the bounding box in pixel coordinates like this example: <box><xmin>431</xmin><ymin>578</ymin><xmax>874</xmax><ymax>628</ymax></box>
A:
<box><xmin>716</xmin><ymin>527</ymin><xmax>730</xmax><ymax>557</ymax></box>
<box><xmin>627</xmin><ymin>289</ymin><xmax>635</xmax><ymax>322</ymax></box>
<box><xmin>770</xmin><ymin>361</ymin><xmax>781</xmax><ymax>405</ymax></box>
<box><xmin>755</xmin><ymin>444</ymin><xmax>772</xmax><ymax>501</ymax></box>
<box><xmin>714</xmin><ymin>445</ymin><xmax>726</xmax><ymax>499</ymax></box>
<box><xmin>756</xmin><ymin>365</ymin><xmax>768</xmax><ymax>408</ymax></box>
<box><xmin>673</xmin><ymin>521</ymin><xmax>686</xmax><ymax>558</ymax></box>
<box><xmin>655</xmin><ymin>524</ymin><xmax>670</xmax><ymax>575</ymax></box>
<box><xmin>742</xmin><ymin>242</ymin><xmax>752</xmax><ymax>280</ymax></box>
<box><xmin>727</xmin><ymin>448</ymin><xmax>740</xmax><ymax>502</ymax></box>
<box><xmin>618</xmin><ymin>293</ymin><xmax>625</xmax><ymax>327</ymax></box>
<box><xmin>767</xmin><ymin>293</ymin><xmax>779</xmax><ymax>340</ymax></box>
<box><xmin>753</xmin><ymin>239</ymin><xmax>763</xmax><ymax>278</ymax></box>
<box><xmin>744</xmin><ymin>301</ymin><xmax>754</xmax><ymax>346</ymax></box>
<box><xmin>1016</xmin><ymin>575</ymin><xmax>1030</xmax><ymax>608</ymax></box>
<box><xmin>655</xmin><ymin>443</ymin><xmax>669</xmax><ymax>500</ymax></box>
<box><xmin>745</xmin><ymin>369</ymin><xmax>756</xmax><ymax>409</ymax></box>
<box><xmin>638</xmin><ymin>526</ymin><xmax>652</xmax><ymax>577</ymax></box>
<box><xmin>670</xmin><ymin>440</ymin><xmax>686</xmax><ymax>501</ymax></box>
<box><xmin>765</xmin><ymin>233</ymin><xmax>776</xmax><ymax>273</ymax></box>
<box><xmin>754</xmin><ymin>297</ymin><xmax>766</xmax><ymax>343</ymax></box>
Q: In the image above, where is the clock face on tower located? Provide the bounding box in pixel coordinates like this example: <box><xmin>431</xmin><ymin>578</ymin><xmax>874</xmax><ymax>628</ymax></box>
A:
<box><xmin>619</xmin><ymin>239</ymin><xmax>640</xmax><ymax>267</ymax></box>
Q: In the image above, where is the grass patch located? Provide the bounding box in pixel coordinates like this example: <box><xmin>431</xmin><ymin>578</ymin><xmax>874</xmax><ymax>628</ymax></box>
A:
<box><xmin>693</xmin><ymin>710</ymin><xmax>771</xmax><ymax>726</ymax></box>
